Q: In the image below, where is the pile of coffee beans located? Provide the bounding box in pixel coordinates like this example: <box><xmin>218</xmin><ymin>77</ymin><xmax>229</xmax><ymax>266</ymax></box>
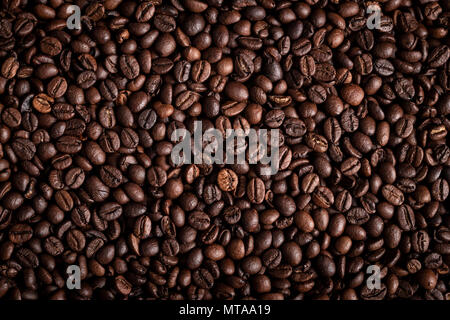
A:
<box><xmin>0</xmin><ymin>0</ymin><xmax>449</xmax><ymax>300</ymax></box>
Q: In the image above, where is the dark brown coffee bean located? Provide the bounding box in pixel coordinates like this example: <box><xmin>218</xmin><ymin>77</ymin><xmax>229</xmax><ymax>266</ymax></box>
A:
<box><xmin>1</xmin><ymin>57</ymin><xmax>19</xmax><ymax>79</ymax></box>
<box><xmin>47</xmin><ymin>77</ymin><xmax>67</xmax><ymax>98</ymax></box>
<box><xmin>42</xmin><ymin>237</ymin><xmax>64</xmax><ymax>259</ymax></box>
<box><xmin>283</xmin><ymin>118</ymin><xmax>306</xmax><ymax>137</ymax></box>
<box><xmin>136</xmin><ymin>2</ymin><xmax>155</xmax><ymax>22</ymax></box>
<box><xmin>98</xmin><ymin>202</ymin><xmax>122</xmax><ymax>221</ymax></box>
<box><xmin>147</xmin><ymin>166</ymin><xmax>167</xmax><ymax>187</ymax></box>
<box><xmin>40</xmin><ymin>37</ymin><xmax>62</xmax><ymax>56</ymax></box>
<box><xmin>56</xmin><ymin>136</ymin><xmax>82</xmax><ymax>154</ymax></box>
<box><xmin>312</xmin><ymin>186</ymin><xmax>334</xmax><ymax>208</ymax></box>
<box><xmin>120</xmin><ymin>55</ymin><xmax>140</xmax><ymax>79</ymax></box>
<box><xmin>2</xmin><ymin>108</ymin><xmax>22</xmax><ymax>128</ymax></box>
<box><xmin>134</xmin><ymin>215</ymin><xmax>152</xmax><ymax>239</ymax></box>
<box><xmin>247</xmin><ymin>177</ymin><xmax>265</xmax><ymax>204</ymax></box>
<box><xmin>9</xmin><ymin>224</ymin><xmax>33</xmax><ymax>244</ymax></box>
<box><xmin>11</xmin><ymin>138</ymin><xmax>36</xmax><ymax>160</ymax></box>
<box><xmin>71</xmin><ymin>205</ymin><xmax>91</xmax><ymax>228</ymax></box>
<box><xmin>66</xmin><ymin>229</ymin><xmax>86</xmax><ymax>252</ymax></box>
<box><xmin>188</xmin><ymin>211</ymin><xmax>210</xmax><ymax>231</ymax></box>
<box><xmin>428</xmin><ymin>45</ymin><xmax>449</xmax><ymax>68</ymax></box>
<box><xmin>382</xmin><ymin>184</ymin><xmax>405</xmax><ymax>206</ymax></box>
<box><xmin>346</xmin><ymin>208</ymin><xmax>370</xmax><ymax>225</ymax></box>
<box><xmin>396</xmin><ymin>204</ymin><xmax>416</xmax><ymax>231</ymax></box>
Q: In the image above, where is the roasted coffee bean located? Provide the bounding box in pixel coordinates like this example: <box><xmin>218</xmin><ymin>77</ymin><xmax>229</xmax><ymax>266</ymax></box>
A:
<box><xmin>283</xmin><ymin>118</ymin><xmax>306</xmax><ymax>137</ymax></box>
<box><xmin>66</xmin><ymin>229</ymin><xmax>86</xmax><ymax>252</ymax></box>
<box><xmin>9</xmin><ymin>224</ymin><xmax>33</xmax><ymax>244</ymax></box>
<box><xmin>382</xmin><ymin>185</ymin><xmax>405</xmax><ymax>206</ymax></box>
<box><xmin>133</xmin><ymin>215</ymin><xmax>152</xmax><ymax>239</ymax></box>
<box><xmin>56</xmin><ymin>136</ymin><xmax>82</xmax><ymax>154</ymax></box>
<box><xmin>120</xmin><ymin>55</ymin><xmax>140</xmax><ymax>80</ymax></box>
<box><xmin>98</xmin><ymin>202</ymin><xmax>123</xmax><ymax>221</ymax></box>
<box><xmin>217</xmin><ymin>169</ymin><xmax>238</xmax><ymax>192</ymax></box>
<box><xmin>188</xmin><ymin>211</ymin><xmax>211</xmax><ymax>231</ymax></box>
<box><xmin>11</xmin><ymin>138</ymin><xmax>36</xmax><ymax>160</ymax></box>
<box><xmin>32</xmin><ymin>94</ymin><xmax>54</xmax><ymax>113</ymax></box>
<box><xmin>396</xmin><ymin>205</ymin><xmax>416</xmax><ymax>231</ymax></box>
<box><xmin>341</xmin><ymin>157</ymin><xmax>361</xmax><ymax>176</ymax></box>
<box><xmin>2</xmin><ymin>108</ymin><xmax>22</xmax><ymax>128</ymax></box>
<box><xmin>346</xmin><ymin>208</ymin><xmax>370</xmax><ymax>225</ymax></box>
<box><xmin>312</xmin><ymin>186</ymin><xmax>334</xmax><ymax>209</ymax></box>
<box><xmin>1</xmin><ymin>57</ymin><xmax>19</xmax><ymax>79</ymax></box>
<box><xmin>40</xmin><ymin>37</ymin><xmax>62</xmax><ymax>56</ymax></box>
<box><xmin>100</xmin><ymin>165</ymin><xmax>123</xmax><ymax>188</ymax></box>
<box><xmin>64</xmin><ymin>167</ymin><xmax>85</xmax><ymax>189</ymax></box>
<box><xmin>47</xmin><ymin>76</ymin><xmax>67</xmax><ymax>98</ymax></box>
<box><xmin>71</xmin><ymin>205</ymin><xmax>91</xmax><ymax>228</ymax></box>
<box><xmin>43</xmin><ymin>236</ymin><xmax>64</xmax><ymax>256</ymax></box>
<box><xmin>247</xmin><ymin>178</ymin><xmax>265</xmax><ymax>204</ymax></box>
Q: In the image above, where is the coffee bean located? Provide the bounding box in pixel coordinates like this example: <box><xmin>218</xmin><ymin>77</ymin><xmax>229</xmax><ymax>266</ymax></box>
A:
<box><xmin>222</xmin><ymin>206</ymin><xmax>241</xmax><ymax>225</ymax></box>
<box><xmin>98</xmin><ymin>202</ymin><xmax>123</xmax><ymax>221</ymax></box>
<box><xmin>115</xmin><ymin>275</ymin><xmax>132</xmax><ymax>296</ymax></box>
<box><xmin>188</xmin><ymin>211</ymin><xmax>210</xmax><ymax>231</ymax></box>
<box><xmin>99</xmin><ymin>165</ymin><xmax>123</xmax><ymax>188</ymax></box>
<box><xmin>42</xmin><ymin>236</ymin><xmax>64</xmax><ymax>256</ymax></box>
<box><xmin>235</xmin><ymin>54</ymin><xmax>254</xmax><ymax>79</ymax></box>
<box><xmin>412</xmin><ymin>230</ymin><xmax>430</xmax><ymax>253</ymax></box>
<box><xmin>133</xmin><ymin>215</ymin><xmax>152</xmax><ymax>239</ymax></box>
<box><xmin>299</xmin><ymin>55</ymin><xmax>316</xmax><ymax>77</ymax></box>
<box><xmin>136</xmin><ymin>2</ymin><xmax>155</xmax><ymax>22</ymax></box>
<box><xmin>346</xmin><ymin>208</ymin><xmax>370</xmax><ymax>225</ymax></box>
<box><xmin>312</xmin><ymin>186</ymin><xmax>334</xmax><ymax>208</ymax></box>
<box><xmin>47</xmin><ymin>76</ymin><xmax>67</xmax><ymax>98</ymax></box>
<box><xmin>11</xmin><ymin>138</ymin><xmax>36</xmax><ymax>160</ymax></box>
<box><xmin>283</xmin><ymin>118</ymin><xmax>306</xmax><ymax>137</ymax></box>
<box><xmin>428</xmin><ymin>45</ymin><xmax>449</xmax><ymax>68</ymax></box>
<box><xmin>396</xmin><ymin>204</ymin><xmax>416</xmax><ymax>231</ymax></box>
<box><xmin>71</xmin><ymin>205</ymin><xmax>91</xmax><ymax>228</ymax></box>
<box><xmin>120</xmin><ymin>55</ymin><xmax>140</xmax><ymax>80</ymax></box>
<box><xmin>1</xmin><ymin>57</ymin><xmax>19</xmax><ymax>79</ymax></box>
<box><xmin>32</xmin><ymin>93</ymin><xmax>54</xmax><ymax>113</ymax></box>
<box><xmin>56</xmin><ymin>136</ymin><xmax>82</xmax><ymax>154</ymax></box>
<box><xmin>308</xmin><ymin>84</ymin><xmax>327</xmax><ymax>104</ymax></box>
<box><xmin>2</xmin><ymin>107</ymin><xmax>22</xmax><ymax>128</ymax></box>
<box><xmin>314</xmin><ymin>63</ymin><xmax>336</xmax><ymax>82</ymax></box>
<box><xmin>66</xmin><ymin>229</ymin><xmax>86</xmax><ymax>252</ymax></box>
<box><xmin>341</xmin><ymin>157</ymin><xmax>361</xmax><ymax>176</ymax></box>
<box><xmin>305</xmin><ymin>132</ymin><xmax>328</xmax><ymax>152</ymax></box>
<box><xmin>301</xmin><ymin>173</ymin><xmax>319</xmax><ymax>194</ymax></box>
<box><xmin>191</xmin><ymin>60</ymin><xmax>211</xmax><ymax>83</ymax></box>
<box><xmin>217</xmin><ymin>168</ymin><xmax>238</xmax><ymax>192</ymax></box>
<box><xmin>341</xmin><ymin>84</ymin><xmax>365</xmax><ymax>106</ymax></box>
<box><xmin>54</xmin><ymin>190</ymin><xmax>73</xmax><ymax>211</ymax></box>
<box><xmin>9</xmin><ymin>224</ymin><xmax>33</xmax><ymax>244</ymax></box>
<box><xmin>40</xmin><ymin>37</ymin><xmax>62</xmax><ymax>56</ymax></box>
<box><xmin>323</xmin><ymin>117</ymin><xmax>342</xmax><ymax>143</ymax></box>
<box><xmin>431</xmin><ymin>178</ymin><xmax>449</xmax><ymax>201</ymax></box>
<box><xmin>247</xmin><ymin>177</ymin><xmax>265</xmax><ymax>204</ymax></box>
<box><xmin>360</xmin><ymin>284</ymin><xmax>387</xmax><ymax>300</ymax></box>
<box><xmin>99</xmin><ymin>79</ymin><xmax>118</xmax><ymax>101</ymax></box>
<box><xmin>382</xmin><ymin>184</ymin><xmax>405</xmax><ymax>206</ymax></box>
<box><xmin>193</xmin><ymin>268</ymin><xmax>214</xmax><ymax>289</ymax></box>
